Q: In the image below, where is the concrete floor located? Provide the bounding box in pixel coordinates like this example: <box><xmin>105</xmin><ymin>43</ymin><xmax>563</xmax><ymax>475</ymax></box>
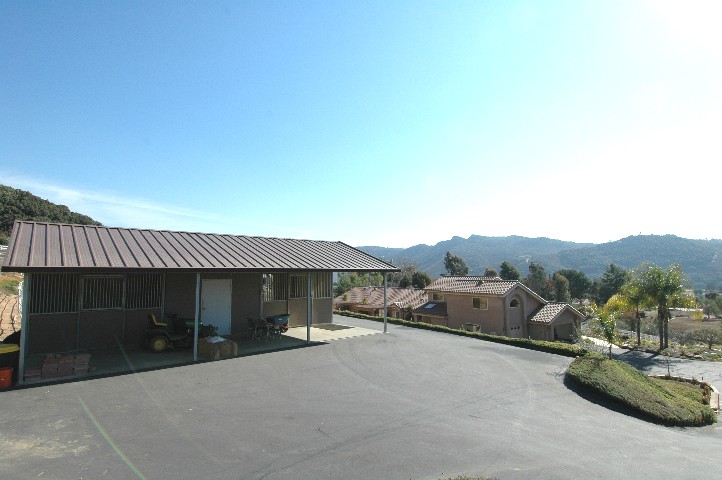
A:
<box><xmin>18</xmin><ymin>322</ymin><xmax>382</xmax><ymax>385</ymax></box>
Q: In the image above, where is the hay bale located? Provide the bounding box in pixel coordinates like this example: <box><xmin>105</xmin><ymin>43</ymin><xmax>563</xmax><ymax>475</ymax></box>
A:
<box><xmin>198</xmin><ymin>337</ymin><xmax>238</xmax><ymax>360</ymax></box>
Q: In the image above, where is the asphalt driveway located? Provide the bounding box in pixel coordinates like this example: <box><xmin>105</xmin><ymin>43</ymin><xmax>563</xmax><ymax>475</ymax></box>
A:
<box><xmin>1</xmin><ymin>317</ymin><xmax>720</xmax><ymax>480</ymax></box>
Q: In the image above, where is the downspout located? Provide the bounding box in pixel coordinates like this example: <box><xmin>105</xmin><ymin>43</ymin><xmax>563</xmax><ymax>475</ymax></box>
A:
<box><xmin>383</xmin><ymin>273</ymin><xmax>388</xmax><ymax>333</ymax></box>
<box><xmin>17</xmin><ymin>275</ymin><xmax>30</xmax><ymax>386</ymax></box>
<box><xmin>193</xmin><ymin>273</ymin><xmax>201</xmax><ymax>361</ymax></box>
<box><xmin>306</xmin><ymin>271</ymin><xmax>311</xmax><ymax>344</ymax></box>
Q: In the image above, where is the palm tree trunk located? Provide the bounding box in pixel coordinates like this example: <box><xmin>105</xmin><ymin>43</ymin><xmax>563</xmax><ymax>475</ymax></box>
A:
<box><xmin>658</xmin><ymin>307</ymin><xmax>664</xmax><ymax>350</ymax></box>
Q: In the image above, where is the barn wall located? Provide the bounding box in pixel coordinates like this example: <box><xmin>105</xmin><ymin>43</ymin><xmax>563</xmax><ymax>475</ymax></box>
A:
<box><xmin>78</xmin><ymin>310</ymin><xmax>124</xmax><ymax>349</ymax></box>
<box><xmin>231</xmin><ymin>273</ymin><xmax>261</xmax><ymax>334</ymax></box>
<box><xmin>26</xmin><ymin>313</ymin><xmax>78</xmax><ymax>355</ymax></box>
<box><xmin>164</xmin><ymin>273</ymin><xmax>198</xmax><ymax>319</ymax></box>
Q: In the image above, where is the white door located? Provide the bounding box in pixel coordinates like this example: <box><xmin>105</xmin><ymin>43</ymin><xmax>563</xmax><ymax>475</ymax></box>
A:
<box><xmin>201</xmin><ymin>279</ymin><xmax>232</xmax><ymax>335</ymax></box>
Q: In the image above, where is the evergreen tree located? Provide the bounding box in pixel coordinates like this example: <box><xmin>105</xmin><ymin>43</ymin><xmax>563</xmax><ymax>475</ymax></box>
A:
<box><xmin>411</xmin><ymin>271</ymin><xmax>432</xmax><ymax>289</ymax></box>
<box><xmin>444</xmin><ymin>251</ymin><xmax>469</xmax><ymax>276</ymax></box>
<box><xmin>499</xmin><ymin>261</ymin><xmax>521</xmax><ymax>281</ymax></box>
<box><xmin>555</xmin><ymin>269</ymin><xmax>592</xmax><ymax>300</ymax></box>
<box><xmin>553</xmin><ymin>273</ymin><xmax>571</xmax><ymax>302</ymax></box>
<box><xmin>524</xmin><ymin>262</ymin><xmax>551</xmax><ymax>299</ymax></box>
<box><xmin>483</xmin><ymin>268</ymin><xmax>498</xmax><ymax>277</ymax></box>
<box><xmin>598</xmin><ymin>264</ymin><xmax>629</xmax><ymax>305</ymax></box>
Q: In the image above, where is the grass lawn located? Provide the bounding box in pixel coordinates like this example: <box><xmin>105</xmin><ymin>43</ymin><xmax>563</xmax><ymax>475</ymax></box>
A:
<box><xmin>566</xmin><ymin>355</ymin><xmax>716</xmax><ymax>426</ymax></box>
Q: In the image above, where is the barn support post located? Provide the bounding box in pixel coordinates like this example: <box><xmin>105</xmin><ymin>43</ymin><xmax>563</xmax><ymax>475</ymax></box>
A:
<box><xmin>17</xmin><ymin>275</ymin><xmax>30</xmax><ymax>386</ymax></box>
<box><xmin>306</xmin><ymin>271</ymin><xmax>312</xmax><ymax>344</ymax></box>
<box><xmin>383</xmin><ymin>273</ymin><xmax>388</xmax><ymax>333</ymax></box>
<box><xmin>193</xmin><ymin>273</ymin><xmax>200</xmax><ymax>362</ymax></box>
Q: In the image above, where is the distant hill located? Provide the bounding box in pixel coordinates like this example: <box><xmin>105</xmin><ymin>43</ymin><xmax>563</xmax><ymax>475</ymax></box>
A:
<box><xmin>0</xmin><ymin>184</ymin><xmax>102</xmax><ymax>244</ymax></box>
<box><xmin>359</xmin><ymin>234</ymin><xmax>722</xmax><ymax>291</ymax></box>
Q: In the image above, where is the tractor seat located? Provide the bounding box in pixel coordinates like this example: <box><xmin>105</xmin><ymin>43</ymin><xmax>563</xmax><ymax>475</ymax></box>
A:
<box><xmin>148</xmin><ymin>314</ymin><xmax>167</xmax><ymax>328</ymax></box>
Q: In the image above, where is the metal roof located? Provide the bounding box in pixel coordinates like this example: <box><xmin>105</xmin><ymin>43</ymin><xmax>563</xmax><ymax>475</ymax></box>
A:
<box><xmin>2</xmin><ymin>221</ymin><xmax>399</xmax><ymax>273</ymax></box>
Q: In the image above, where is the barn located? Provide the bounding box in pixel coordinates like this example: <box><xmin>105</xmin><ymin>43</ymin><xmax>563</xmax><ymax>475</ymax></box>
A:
<box><xmin>1</xmin><ymin>221</ymin><xmax>397</xmax><ymax>384</ymax></box>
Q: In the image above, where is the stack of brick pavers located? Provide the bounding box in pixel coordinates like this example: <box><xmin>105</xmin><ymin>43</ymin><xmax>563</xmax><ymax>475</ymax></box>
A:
<box><xmin>38</xmin><ymin>353</ymin><xmax>91</xmax><ymax>380</ymax></box>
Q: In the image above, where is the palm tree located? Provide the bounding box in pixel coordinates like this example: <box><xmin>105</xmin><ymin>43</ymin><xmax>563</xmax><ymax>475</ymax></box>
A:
<box><xmin>636</xmin><ymin>263</ymin><xmax>693</xmax><ymax>350</ymax></box>
<box><xmin>618</xmin><ymin>276</ymin><xmax>651</xmax><ymax>346</ymax></box>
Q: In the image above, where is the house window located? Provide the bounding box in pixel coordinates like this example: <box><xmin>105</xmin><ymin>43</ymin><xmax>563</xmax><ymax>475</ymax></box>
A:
<box><xmin>290</xmin><ymin>274</ymin><xmax>308</xmax><ymax>299</ymax></box>
<box><xmin>510</xmin><ymin>298</ymin><xmax>520</xmax><ymax>308</ymax></box>
<box><xmin>29</xmin><ymin>273</ymin><xmax>79</xmax><ymax>314</ymax></box>
<box><xmin>81</xmin><ymin>276</ymin><xmax>124</xmax><ymax>310</ymax></box>
<box><xmin>263</xmin><ymin>273</ymin><xmax>287</xmax><ymax>302</ymax></box>
<box><xmin>432</xmin><ymin>292</ymin><xmax>444</xmax><ymax>301</ymax></box>
<box><xmin>472</xmin><ymin>297</ymin><xmax>488</xmax><ymax>310</ymax></box>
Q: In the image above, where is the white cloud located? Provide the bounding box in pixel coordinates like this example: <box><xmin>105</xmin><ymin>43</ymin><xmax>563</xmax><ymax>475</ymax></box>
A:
<box><xmin>4</xmin><ymin>175</ymin><xmax>223</xmax><ymax>231</ymax></box>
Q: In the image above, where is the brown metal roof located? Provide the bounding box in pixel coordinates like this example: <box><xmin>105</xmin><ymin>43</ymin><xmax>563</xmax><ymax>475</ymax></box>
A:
<box><xmin>2</xmin><ymin>221</ymin><xmax>398</xmax><ymax>273</ymax></box>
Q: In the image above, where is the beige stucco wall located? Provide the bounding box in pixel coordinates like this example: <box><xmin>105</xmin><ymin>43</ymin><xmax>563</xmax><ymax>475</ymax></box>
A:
<box><xmin>551</xmin><ymin>311</ymin><xmax>580</xmax><ymax>341</ymax></box>
<box><xmin>443</xmin><ymin>287</ymin><xmax>545</xmax><ymax>337</ymax></box>
<box><xmin>528</xmin><ymin>311</ymin><xmax>580</xmax><ymax>341</ymax></box>
<box><xmin>528</xmin><ymin>323</ymin><xmax>548</xmax><ymax>340</ymax></box>
<box><xmin>445</xmin><ymin>294</ymin><xmax>506</xmax><ymax>334</ymax></box>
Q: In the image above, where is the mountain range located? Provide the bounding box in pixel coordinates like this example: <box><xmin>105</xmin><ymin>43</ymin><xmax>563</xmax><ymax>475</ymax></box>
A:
<box><xmin>2</xmin><ymin>184</ymin><xmax>720</xmax><ymax>290</ymax></box>
<box><xmin>359</xmin><ymin>234</ymin><xmax>722</xmax><ymax>291</ymax></box>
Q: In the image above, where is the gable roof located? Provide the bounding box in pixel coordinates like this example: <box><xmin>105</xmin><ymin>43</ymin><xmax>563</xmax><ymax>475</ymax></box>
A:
<box><xmin>528</xmin><ymin>303</ymin><xmax>585</xmax><ymax>324</ymax></box>
<box><xmin>2</xmin><ymin>221</ymin><xmax>398</xmax><ymax>273</ymax></box>
<box><xmin>425</xmin><ymin>275</ymin><xmax>545</xmax><ymax>301</ymax></box>
<box><xmin>333</xmin><ymin>286</ymin><xmax>427</xmax><ymax>310</ymax></box>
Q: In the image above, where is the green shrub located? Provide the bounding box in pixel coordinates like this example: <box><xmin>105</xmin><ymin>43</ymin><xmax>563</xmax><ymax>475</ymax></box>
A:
<box><xmin>334</xmin><ymin>310</ymin><xmax>588</xmax><ymax>358</ymax></box>
<box><xmin>566</xmin><ymin>356</ymin><xmax>716</xmax><ymax>426</ymax></box>
<box><xmin>336</xmin><ymin>310</ymin><xmax>717</xmax><ymax>427</ymax></box>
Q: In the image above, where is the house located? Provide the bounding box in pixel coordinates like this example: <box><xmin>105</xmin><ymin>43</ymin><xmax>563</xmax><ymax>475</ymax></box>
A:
<box><xmin>333</xmin><ymin>286</ymin><xmax>427</xmax><ymax>319</ymax></box>
<box><xmin>413</xmin><ymin>275</ymin><xmax>583</xmax><ymax>341</ymax></box>
<box><xmin>1</xmin><ymin>221</ymin><xmax>398</xmax><ymax>384</ymax></box>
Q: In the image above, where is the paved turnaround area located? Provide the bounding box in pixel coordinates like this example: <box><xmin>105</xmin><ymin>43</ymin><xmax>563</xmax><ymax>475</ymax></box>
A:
<box><xmin>1</xmin><ymin>317</ymin><xmax>721</xmax><ymax>480</ymax></box>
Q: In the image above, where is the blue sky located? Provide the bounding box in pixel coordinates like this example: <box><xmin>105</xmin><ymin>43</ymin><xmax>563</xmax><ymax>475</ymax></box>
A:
<box><xmin>2</xmin><ymin>1</ymin><xmax>720</xmax><ymax>247</ymax></box>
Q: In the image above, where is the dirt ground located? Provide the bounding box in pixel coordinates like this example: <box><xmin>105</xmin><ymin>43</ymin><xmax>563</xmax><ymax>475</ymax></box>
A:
<box><xmin>0</xmin><ymin>273</ymin><xmax>22</xmax><ymax>341</ymax></box>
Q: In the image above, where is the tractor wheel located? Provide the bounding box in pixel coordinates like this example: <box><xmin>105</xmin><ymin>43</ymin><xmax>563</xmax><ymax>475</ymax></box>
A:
<box><xmin>149</xmin><ymin>335</ymin><xmax>169</xmax><ymax>353</ymax></box>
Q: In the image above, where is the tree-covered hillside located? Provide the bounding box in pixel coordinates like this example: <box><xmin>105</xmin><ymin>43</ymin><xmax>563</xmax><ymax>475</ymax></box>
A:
<box><xmin>361</xmin><ymin>235</ymin><xmax>591</xmax><ymax>278</ymax></box>
<box><xmin>0</xmin><ymin>184</ymin><xmax>102</xmax><ymax>244</ymax></box>
<box><xmin>360</xmin><ymin>234</ymin><xmax>722</xmax><ymax>291</ymax></box>
<box><xmin>536</xmin><ymin>235</ymin><xmax>722</xmax><ymax>291</ymax></box>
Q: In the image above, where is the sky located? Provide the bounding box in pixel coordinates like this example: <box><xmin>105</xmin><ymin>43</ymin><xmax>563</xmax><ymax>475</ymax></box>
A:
<box><xmin>1</xmin><ymin>1</ymin><xmax>720</xmax><ymax>248</ymax></box>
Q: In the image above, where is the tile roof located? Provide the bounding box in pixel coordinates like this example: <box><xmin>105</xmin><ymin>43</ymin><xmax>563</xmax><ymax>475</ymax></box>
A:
<box><xmin>333</xmin><ymin>286</ymin><xmax>427</xmax><ymax>310</ymax></box>
<box><xmin>413</xmin><ymin>302</ymin><xmax>448</xmax><ymax>318</ymax></box>
<box><xmin>528</xmin><ymin>303</ymin><xmax>584</xmax><ymax>324</ymax></box>
<box><xmin>425</xmin><ymin>276</ymin><xmax>528</xmax><ymax>296</ymax></box>
<box><xmin>2</xmin><ymin>221</ymin><xmax>398</xmax><ymax>273</ymax></box>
